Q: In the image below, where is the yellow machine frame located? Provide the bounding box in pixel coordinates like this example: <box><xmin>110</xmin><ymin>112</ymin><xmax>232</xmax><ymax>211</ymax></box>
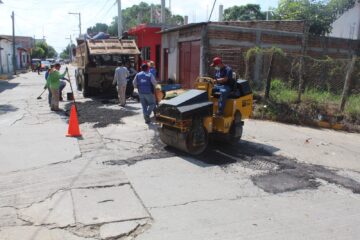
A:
<box><xmin>194</xmin><ymin>77</ymin><xmax>253</xmax><ymax>135</ymax></box>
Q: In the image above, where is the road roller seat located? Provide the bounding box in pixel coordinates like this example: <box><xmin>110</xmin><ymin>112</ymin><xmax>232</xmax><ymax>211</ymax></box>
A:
<box><xmin>228</xmin><ymin>79</ymin><xmax>252</xmax><ymax>99</ymax></box>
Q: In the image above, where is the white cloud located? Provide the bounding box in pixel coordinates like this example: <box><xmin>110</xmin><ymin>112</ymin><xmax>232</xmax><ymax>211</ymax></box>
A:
<box><xmin>0</xmin><ymin>0</ymin><xmax>278</xmax><ymax>53</ymax></box>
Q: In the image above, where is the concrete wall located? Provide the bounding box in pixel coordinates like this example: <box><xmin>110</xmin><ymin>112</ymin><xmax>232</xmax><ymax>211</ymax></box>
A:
<box><xmin>161</xmin><ymin>31</ymin><xmax>179</xmax><ymax>81</ymax></box>
<box><xmin>330</xmin><ymin>2</ymin><xmax>360</xmax><ymax>40</ymax></box>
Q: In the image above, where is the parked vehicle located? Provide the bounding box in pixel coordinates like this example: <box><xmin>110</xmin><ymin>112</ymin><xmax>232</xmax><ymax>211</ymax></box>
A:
<box><xmin>41</xmin><ymin>60</ymin><xmax>51</xmax><ymax>71</ymax></box>
<box><xmin>46</xmin><ymin>58</ymin><xmax>56</xmax><ymax>64</ymax></box>
<box><xmin>74</xmin><ymin>38</ymin><xmax>140</xmax><ymax>97</ymax></box>
<box><xmin>31</xmin><ymin>58</ymin><xmax>41</xmax><ymax>72</ymax></box>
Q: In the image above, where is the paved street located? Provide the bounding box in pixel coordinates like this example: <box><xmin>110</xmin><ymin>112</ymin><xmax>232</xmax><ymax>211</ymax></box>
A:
<box><xmin>0</xmin><ymin>67</ymin><xmax>360</xmax><ymax>240</ymax></box>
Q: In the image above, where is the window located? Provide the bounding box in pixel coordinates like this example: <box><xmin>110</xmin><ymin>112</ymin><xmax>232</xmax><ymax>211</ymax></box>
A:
<box><xmin>141</xmin><ymin>47</ymin><xmax>150</xmax><ymax>61</ymax></box>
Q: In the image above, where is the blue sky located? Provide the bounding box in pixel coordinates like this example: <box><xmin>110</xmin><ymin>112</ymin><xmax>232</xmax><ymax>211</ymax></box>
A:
<box><xmin>0</xmin><ymin>0</ymin><xmax>279</xmax><ymax>53</ymax></box>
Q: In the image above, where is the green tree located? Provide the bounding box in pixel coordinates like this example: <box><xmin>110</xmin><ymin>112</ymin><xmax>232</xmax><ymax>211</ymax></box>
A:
<box><xmin>60</xmin><ymin>44</ymin><xmax>76</xmax><ymax>59</ymax></box>
<box><xmin>47</xmin><ymin>45</ymin><xmax>57</xmax><ymax>58</ymax></box>
<box><xmin>108</xmin><ymin>2</ymin><xmax>184</xmax><ymax>36</ymax></box>
<box><xmin>31</xmin><ymin>47</ymin><xmax>45</xmax><ymax>59</ymax></box>
<box><xmin>31</xmin><ymin>42</ymin><xmax>57</xmax><ymax>59</ymax></box>
<box><xmin>87</xmin><ymin>23</ymin><xmax>109</xmax><ymax>35</ymax></box>
<box><xmin>224</xmin><ymin>4</ymin><xmax>266</xmax><ymax>21</ymax></box>
<box><xmin>275</xmin><ymin>0</ymin><xmax>360</xmax><ymax>35</ymax></box>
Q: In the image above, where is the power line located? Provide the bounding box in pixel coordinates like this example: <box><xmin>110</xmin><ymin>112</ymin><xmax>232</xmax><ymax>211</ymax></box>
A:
<box><xmin>100</xmin><ymin>1</ymin><xmax>116</xmax><ymax>21</ymax></box>
<box><xmin>83</xmin><ymin>0</ymin><xmax>116</xmax><ymax>29</ymax></box>
<box><xmin>208</xmin><ymin>0</ymin><xmax>217</xmax><ymax>21</ymax></box>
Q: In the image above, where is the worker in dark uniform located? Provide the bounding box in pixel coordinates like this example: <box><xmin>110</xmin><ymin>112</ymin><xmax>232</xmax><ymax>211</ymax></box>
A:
<box><xmin>133</xmin><ymin>63</ymin><xmax>157</xmax><ymax>124</ymax></box>
<box><xmin>211</xmin><ymin>57</ymin><xmax>234</xmax><ymax>115</ymax></box>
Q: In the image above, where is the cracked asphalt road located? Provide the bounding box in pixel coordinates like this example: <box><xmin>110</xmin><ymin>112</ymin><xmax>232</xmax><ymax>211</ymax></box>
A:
<box><xmin>1</xmin><ymin>67</ymin><xmax>360</xmax><ymax>240</ymax></box>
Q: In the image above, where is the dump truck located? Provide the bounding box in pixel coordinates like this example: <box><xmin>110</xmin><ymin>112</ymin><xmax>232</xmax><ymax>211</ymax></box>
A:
<box><xmin>74</xmin><ymin>38</ymin><xmax>140</xmax><ymax>97</ymax></box>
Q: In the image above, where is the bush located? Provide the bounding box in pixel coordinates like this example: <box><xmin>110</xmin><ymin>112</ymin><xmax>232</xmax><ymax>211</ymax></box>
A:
<box><xmin>345</xmin><ymin>95</ymin><xmax>360</xmax><ymax>121</ymax></box>
<box><xmin>302</xmin><ymin>88</ymin><xmax>341</xmax><ymax>105</ymax></box>
<box><xmin>269</xmin><ymin>79</ymin><xmax>297</xmax><ymax>103</ymax></box>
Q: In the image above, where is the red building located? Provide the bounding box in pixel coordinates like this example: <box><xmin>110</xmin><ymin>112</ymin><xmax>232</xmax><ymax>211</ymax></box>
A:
<box><xmin>128</xmin><ymin>24</ymin><xmax>162</xmax><ymax>78</ymax></box>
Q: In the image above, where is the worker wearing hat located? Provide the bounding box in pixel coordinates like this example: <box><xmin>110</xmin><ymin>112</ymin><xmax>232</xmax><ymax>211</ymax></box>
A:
<box><xmin>210</xmin><ymin>57</ymin><xmax>234</xmax><ymax>115</ymax></box>
<box><xmin>133</xmin><ymin>63</ymin><xmax>157</xmax><ymax>124</ymax></box>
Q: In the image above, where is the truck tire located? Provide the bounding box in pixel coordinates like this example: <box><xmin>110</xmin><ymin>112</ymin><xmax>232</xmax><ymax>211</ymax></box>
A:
<box><xmin>75</xmin><ymin>70</ymin><xmax>82</xmax><ymax>91</ymax></box>
<box><xmin>82</xmin><ymin>74</ymin><xmax>91</xmax><ymax>98</ymax></box>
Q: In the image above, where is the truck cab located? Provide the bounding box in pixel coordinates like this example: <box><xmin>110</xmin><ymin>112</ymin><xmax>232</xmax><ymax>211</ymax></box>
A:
<box><xmin>74</xmin><ymin>38</ymin><xmax>140</xmax><ymax>97</ymax></box>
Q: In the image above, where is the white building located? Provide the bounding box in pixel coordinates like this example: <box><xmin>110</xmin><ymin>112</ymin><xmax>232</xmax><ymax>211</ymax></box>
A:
<box><xmin>0</xmin><ymin>35</ymin><xmax>33</xmax><ymax>75</ymax></box>
<box><xmin>329</xmin><ymin>2</ymin><xmax>360</xmax><ymax>39</ymax></box>
<box><xmin>0</xmin><ymin>37</ymin><xmax>14</xmax><ymax>75</ymax></box>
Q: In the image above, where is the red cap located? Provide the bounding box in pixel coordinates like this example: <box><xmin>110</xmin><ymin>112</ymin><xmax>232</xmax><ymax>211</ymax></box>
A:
<box><xmin>210</xmin><ymin>57</ymin><xmax>222</xmax><ymax>67</ymax></box>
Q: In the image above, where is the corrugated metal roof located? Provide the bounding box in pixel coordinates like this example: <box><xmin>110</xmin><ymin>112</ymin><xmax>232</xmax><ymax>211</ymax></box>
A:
<box><xmin>87</xmin><ymin>39</ymin><xmax>140</xmax><ymax>55</ymax></box>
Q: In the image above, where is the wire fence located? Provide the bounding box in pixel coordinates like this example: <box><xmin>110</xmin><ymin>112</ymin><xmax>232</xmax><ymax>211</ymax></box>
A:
<box><xmin>222</xmin><ymin>48</ymin><xmax>360</xmax><ymax>120</ymax></box>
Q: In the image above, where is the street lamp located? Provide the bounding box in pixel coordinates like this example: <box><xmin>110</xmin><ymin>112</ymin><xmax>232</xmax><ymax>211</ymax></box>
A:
<box><xmin>68</xmin><ymin>12</ymin><xmax>82</xmax><ymax>37</ymax></box>
<box><xmin>65</xmin><ymin>35</ymin><xmax>73</xmax><ymax>62</ymax></box>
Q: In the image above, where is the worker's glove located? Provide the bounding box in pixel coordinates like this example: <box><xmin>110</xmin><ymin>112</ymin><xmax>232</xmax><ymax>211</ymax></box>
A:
<box><xmin>65</xmin><ymin>67</ymin><xmax>68</xmax><ymax>72</ymax></box>
<box><xmin>64</xmin><ymin>78</ymin><xmax>70</xmax><ymax>82</ymax></box>
<box><xmin>43</xmin><ymin>85</ymin><xmax>47</xmax><ymax>90</ymax></box>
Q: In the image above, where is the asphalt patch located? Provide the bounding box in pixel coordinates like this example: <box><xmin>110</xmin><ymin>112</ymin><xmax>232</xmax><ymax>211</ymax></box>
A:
<box><xmin>252</xmin><ymin>170</ymin><xmax>320</xmax><ymax>194</ymax></box>
<box><xmin>64</xmin><ymin>100</ymin><xmax>138</xmax><ymax>128</ymax></box>
<box><xmin>184</xmin><ymin>140</ymin><xmax>360</xmax><ymax>194</ymax></box>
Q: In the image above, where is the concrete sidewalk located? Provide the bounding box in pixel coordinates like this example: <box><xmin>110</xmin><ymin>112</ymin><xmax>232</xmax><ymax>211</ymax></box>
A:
<box><xmin>0</xmin><ymin>70</ymin><xmax>152</xmax><ymax>240</ymax></box>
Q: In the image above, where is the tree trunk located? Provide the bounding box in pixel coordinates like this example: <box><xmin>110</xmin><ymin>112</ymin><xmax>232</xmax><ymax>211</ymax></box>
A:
<box><xmin>264</xmin><ymin>52</ymin><xmax>274</xmax><ymax>99</ymax></box>
<box><xmin>340</xmin><ymin>55</ymin><xmax>356</xmax><ymax>111</ymax></box>
<box><xmin>297</xmin><ymin>23</ymin><xmax>309</xmax><ymax>102</ymax></box>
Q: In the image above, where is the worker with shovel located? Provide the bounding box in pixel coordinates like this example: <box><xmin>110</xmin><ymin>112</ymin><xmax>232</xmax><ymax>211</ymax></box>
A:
<box><xmin>44</xmin><ymin>65</ymin><xmax>67</xmax><ymax>106</ymax></box>
<box><xmin>46</xmin><ymin>63</ymin><xmax>68</xmax><ymax>111</ymax></box>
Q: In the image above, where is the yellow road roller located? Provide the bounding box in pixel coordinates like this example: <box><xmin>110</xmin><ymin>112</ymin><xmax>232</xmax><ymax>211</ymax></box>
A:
<box><xmin>156</xmin><ymin>77</ymin><xmax>253</xmax><ymax>155</ymax></box>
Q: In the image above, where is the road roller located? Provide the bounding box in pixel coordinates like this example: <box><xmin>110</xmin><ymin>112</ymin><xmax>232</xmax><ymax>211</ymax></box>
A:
<box><xmin>156</xmin><ymin>77</ymin><xmax>253</xmax><ymax>155</ymax></box>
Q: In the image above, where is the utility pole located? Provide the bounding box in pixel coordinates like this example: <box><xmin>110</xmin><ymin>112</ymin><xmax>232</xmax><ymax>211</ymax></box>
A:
<box><xmin>68</xmin><ymin>12</ymin><xmax>82</xmax><ymax>37</ymax></box>
<box><xmin>117</xmin><ymin>0</ymin><xmax>122</xmax><ymax>38</ymax></box>
<box><xmin>161</xmin><ymin>0</ymin><xmax>165</xmax><ymax>27</ymax></box>
<box><xmin>11</xmin><ymin>11</ymin><xmax>16</xmax><ymax>75</ymax></box>
<box><xmin>65</xmin><ymin>35</ymin><xmax>72</xmax><ymax>62</ymax></box>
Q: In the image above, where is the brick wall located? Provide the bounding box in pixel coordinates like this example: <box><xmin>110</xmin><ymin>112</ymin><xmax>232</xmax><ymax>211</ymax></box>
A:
<box><xmin>179</xmin><ymin>25</ymin><xmax>202</xmax><ymax>39</ymax></box>
<box><xmin>212</xmin><ymin>20</ymin><xmax>305</xmax><ymax>33</ymax></box>
<box><xmin>164</xmin><ymin>21</ymin><xmax>359</xmax><ymax>91</ymax></box>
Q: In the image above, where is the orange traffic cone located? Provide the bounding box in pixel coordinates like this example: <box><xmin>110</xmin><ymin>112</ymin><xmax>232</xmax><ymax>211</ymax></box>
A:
<box><xmin>66</xmin><ymin>105</ymin><xmax>81</xmax><ymax>137</ymax></box>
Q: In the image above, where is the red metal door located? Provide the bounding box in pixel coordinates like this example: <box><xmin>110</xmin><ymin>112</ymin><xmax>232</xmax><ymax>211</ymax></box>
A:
<box><xmin>189</xmin><ymin>41</ymin><xmax>200</xmax><ymax>88</ymax></box>
<box><xmin>179</xmin><ymin>41</ymin><xmax>200</xmax><ymax>89</ymax></box>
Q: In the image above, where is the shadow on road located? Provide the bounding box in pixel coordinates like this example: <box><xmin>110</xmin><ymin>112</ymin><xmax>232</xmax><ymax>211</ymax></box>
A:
<box><xmin>0</xmin><ymin>81</ymin><xmax>19</xmax><ymax>93</ymax></box>
<box><xmin>0</xmin><ymin>104</ymin><xmax>18</xmax><ymax>115</ymax></box>
<box><xmin>64</xmin><ymin>98</ymin><xmax>139</xmax><ymax>128</ymax></box>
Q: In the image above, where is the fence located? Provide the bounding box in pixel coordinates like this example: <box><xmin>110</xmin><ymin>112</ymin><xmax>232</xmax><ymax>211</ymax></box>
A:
<box><xmin>224</xmin><ymin>47</ymin><xmax>360</xmax><ymax>123</ymax></box>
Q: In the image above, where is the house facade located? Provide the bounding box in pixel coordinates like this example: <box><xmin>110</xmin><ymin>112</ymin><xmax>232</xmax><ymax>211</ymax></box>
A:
<box><xmin>0</xmin><ymin>35</ymin><xmax>34</xmax><ymax>74</ymax></box>
<box><xmin>0</xmin><ymin>37</ymin><xmax>14</xmax><ymax>75</ymax></box>
<box><xmin>128</xmin><ymin>24</ymin><xmax>162</xmax><ymax>78</ymax></box>
<box><xmin>160</xmin><ymin>21</ymin><xmax>359</xmax><ymax>89</ymax></box>
<box><xmin>329</xmin><ymin>2</ymin><xmax>360</xmax><ymax>39</ymax></box>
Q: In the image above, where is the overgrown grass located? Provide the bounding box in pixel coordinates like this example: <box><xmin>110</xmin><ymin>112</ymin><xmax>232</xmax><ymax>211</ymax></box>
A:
<box><xmin>263</xmin><ymin>79</ymin><xmax>360</xmax><ymax>124</ymax></box>
<box><xmin>302</xmin><ymin>88</ymin><xmax>341</xmax><ymax>105</ymax></box>
<box><xmin>345</xmin><ymin>95</ymin><xmax>360</xmax><ymax>120</ymax></box>
<box><xmin>269</xmin><ymin>79</ymin><xmax>297</xmax><ymax>103</ymax></box>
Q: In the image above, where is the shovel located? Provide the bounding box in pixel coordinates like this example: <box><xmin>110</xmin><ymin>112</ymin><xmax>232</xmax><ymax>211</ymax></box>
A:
<box><xmin>65</xmin><ymin>69</ymin><xmax>79</xmax><ymax>114</ymax></box>
<box><xmin>36</xmin><ymin>88</ymin><xmax>47</xmax><ymax>99</ymax></box>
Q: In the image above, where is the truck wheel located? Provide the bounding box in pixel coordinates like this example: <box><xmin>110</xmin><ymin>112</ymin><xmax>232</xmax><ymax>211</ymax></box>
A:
<box><xmin>75</xmin><ymin>70</ymin><xmax>82</xmax><ymax>91</ymax></box>
<box><xmin>228</xmin><ymin>111</ymin><xmax>243</xmax><ymax>144</ymax></box>
<box><xmin>82</xmin><ymin>74</ymin><xmax>91</xmax><ymax>98</ymax></box>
